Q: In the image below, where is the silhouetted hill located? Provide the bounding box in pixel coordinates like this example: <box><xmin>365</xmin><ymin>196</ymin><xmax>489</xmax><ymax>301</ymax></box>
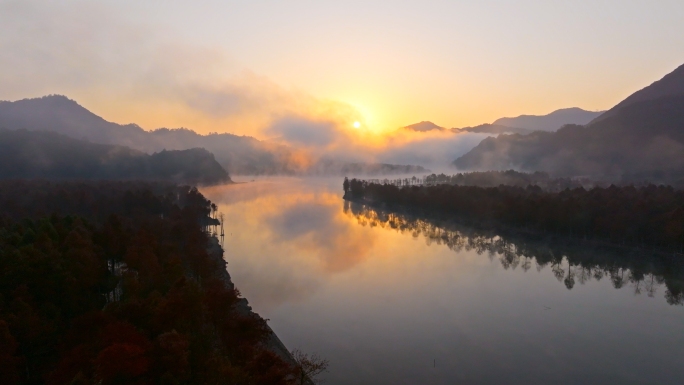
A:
<box><xmin>453</xmin><ymin>124</ymin><xmax>533</xmax><ymax>135</ymax></box>
<box><xmin>404</xmin><ymin>121</ymin><xmax>444</xmax><ymax>132</ymax></box>
<box><xmin>0</xmin><ymin>95</ymin><xmax>426</xmax><ymax>175</ymax></box>
<box><xmin>453</xmin><ymin>64</ymin><xmax>684</xmax><ymax>180</ymax></box>
<box><xmin>406</xmin><ymin>108</ymin><xmax>601</xmax><ymax>136</ymax></box>
<box><xmin>454</xmin><ymin>95</ymin><xmax>684</xmax><ymax>179</ymax></box>
<box><xmin>0</xmin><ymin>95</ymin><xmax>302</xmax><ymax>175</ymax></box>
<box><xmin>493</xmin><ymin>107</ymin><xmax>603</xmax><ymax>131</ymax></box>
<box><xmin>592</xmin><ymin>63</ymin><xmax>684</xmax><ymax>123</ymax></box>
<box><xmin>0</xmin><ymin>129</ymin><xmax>231</xmax><ymax>184</ymax></box>
<box><xmin>0</xmin><ymin>95</ymin><xmax>148</xmax><ymax>146</ymax></box>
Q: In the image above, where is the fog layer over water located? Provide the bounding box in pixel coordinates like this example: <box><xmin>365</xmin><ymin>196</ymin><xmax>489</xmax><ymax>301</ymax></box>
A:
<box><xmin>201</xmin><ymin>178</ymin><xmax>684</xmax><ymax>385</ymax></box>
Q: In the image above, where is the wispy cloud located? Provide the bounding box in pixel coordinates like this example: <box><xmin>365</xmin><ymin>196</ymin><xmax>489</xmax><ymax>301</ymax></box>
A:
<box><xmin>0</xmin><ymin>0</ymin><xmax>363</xmax><ymax>137</ymax></box>
<box><xmin>0</xmin><ymin>0</ymin><xmax>488</xmax><ymax>169</ymax></box>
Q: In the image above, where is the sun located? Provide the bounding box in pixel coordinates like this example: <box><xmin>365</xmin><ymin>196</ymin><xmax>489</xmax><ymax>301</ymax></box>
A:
<box><xmin>353</xmin><ymin>121</ymin><xmax>361</xmax><ymax>128</ymax></box>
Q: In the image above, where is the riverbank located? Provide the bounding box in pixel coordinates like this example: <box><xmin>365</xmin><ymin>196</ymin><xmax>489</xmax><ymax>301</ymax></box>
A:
<box><xmin>344</xmin><ymin>180</ymin><xmax>684</xmax><ymax>254</ymax></box>
<box><xmin>206</xmin><ymin>236</ymin><xmax>297</xmax><ymax>365</ymax></box>
<box><xmin>344</xmin><ymin>192</ymin><xmax>684</xmax><ymax>261</ymax></box>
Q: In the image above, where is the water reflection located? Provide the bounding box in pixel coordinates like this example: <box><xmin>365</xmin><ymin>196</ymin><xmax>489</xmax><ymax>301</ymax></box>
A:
<box><xmin>202</xmin><ymin>178</ymin><xmax>684</xmax><ymax>385</ymax></box>
<box><xmin>344</xmin><ymin>201</ymin><xmax>684</xmax><ymax>305</ymax></box>
<box><xmin>266</xmin><ymin>202</ymin><xmax>376</xmax><ymax>273</ymax></box>
<box><xmin>201</xmin><ymin>179</ymin><xmax>377</xmax><ymax>309</ymax></box>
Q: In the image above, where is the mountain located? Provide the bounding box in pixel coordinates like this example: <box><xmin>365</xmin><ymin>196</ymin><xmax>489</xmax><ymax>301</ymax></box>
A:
<box><xmin>407</xmin><ymin>108</ymin><xmax>602</xmax><ymax>136</ymax></box>
<box><xmin>404</xmin><ymin>121</ymin><xmax>532</xmax><ymax>135</ymax></box>
<box><xmin>453</xmin><ymin>124</ymin><xmax>533</xmax><ymax>135</ymax></box>
<box><xmin>0</xmin><ymin>95</ymin><xmax>304</xmax><ymax>175</ymax></box>
<box><xmin>591</xmin><ymin>63</ymin><xmax>684</xmax><ymax>123</ymax></box>
<box><xmin>404</xmin><ymin>121</ymin><xmax>444</xmax><ymax>132</ymax></box>
<box><xmin>0</xmin><ymin>95</ymin><xmax>427</xmax><ymax>176</ymax></box>
<box><xmin>453</xmin><ymin>63</ymin><xmax>684</xmax><ymax>180</ymax></box>
<box><xmin>0</xmin><ymin>129</ymin><xmax>231</xmax><ymax>184</ymax></box>
<box><xmin>493</xmin><ymin>107</ymin><xmax>604</xmax><ymax>132</ymax></box>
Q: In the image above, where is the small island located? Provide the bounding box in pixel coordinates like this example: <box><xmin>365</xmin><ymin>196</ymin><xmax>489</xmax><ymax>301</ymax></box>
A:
<box><xmin>343</xmin><ymin>174</ymin><xmax>684</xmax><ymax>253</ymax></box>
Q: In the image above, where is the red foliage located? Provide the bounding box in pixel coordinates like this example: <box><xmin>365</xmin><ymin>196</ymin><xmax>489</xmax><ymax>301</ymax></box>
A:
<box><xmin>94</xmin><ymin>343</ymin><xmax>149</xmax><ymax>383</ymax></box>
<box><xmin>149</xmin><ymin>330</ymin><xmax>190</xmax><ymax>381</ymax></box>
<box><xmin>245</xmin><ymin>349</ymin><xmax>295</xmax><ymax>385</ymax></box>
<box><xmin>0</xmin><ymin>181</ymin><xmax>298</xmax><ymax>384</ymax></box>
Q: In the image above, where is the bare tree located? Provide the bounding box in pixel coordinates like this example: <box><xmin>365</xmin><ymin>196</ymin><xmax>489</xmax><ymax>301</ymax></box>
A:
<box><xmin>291</xmin><ymin>349</ymin><xmax>329</xmax><ymax>385</ymax></box>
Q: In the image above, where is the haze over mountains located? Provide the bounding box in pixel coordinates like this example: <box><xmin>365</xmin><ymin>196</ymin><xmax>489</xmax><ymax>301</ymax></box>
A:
<box><xmin>455</xmin><ymin>124</ymin><xmax>532</xmax><ymax>135</ymax></box>
<box><xmin>0</xmin><ymin>95</ymin><xmax>427</xmax><ymax>176</ymax></box>
<box><xmin>404</xmin><ymin>121</ymin><xmax>444</xmax><ymax>132</ymax></box>
<box><xmin>0</xmin><ymin>96</ymin><xmax>300</xmax><ymax>175</ymax></box>
<box><xmin>404</xmin><ymin>121</ymin><xmax>531</xmax><ymax>135</ymax></box>
<box><xmin>404</xmin><ymin>107</ymin><xmax>603</xmax><ymax>136</ymax></box>
<box><xmin>454</xmin><ymin>63</ymin><xmax>684</xmax><ymax>181</ymax></box>
<box><xmin>492</xmin><ymin>107</ymin><xmax>603</xmax><ymax>132</ymax></box>
<box><xmin>6</xmin><ymin>60</ymin><xmax>683</xmax><ymax>183</ymax></box>
<box><xmin>0</xmin><ymin>129</ymin><xmax>231</xmax><ymax>184</ymax></box>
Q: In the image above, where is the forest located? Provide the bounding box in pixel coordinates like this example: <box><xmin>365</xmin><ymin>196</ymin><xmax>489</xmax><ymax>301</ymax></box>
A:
<box><xmin>0</xmin><ymin>129</ymin><xmax>231</xmax><ymax>185</ymax></box>
<box><xmin>344</xmin><ymin>178</ymin><xmax>684</xmax><ymax>253</ymax></box>
<box><xmin>0</xmin><ymin>181</ymin><xmax>307</xmax><ymax>385</ymax></box>
<box><xmin>421</xmin><ymin>170</ymin><xmax>586</xmax><ymax>191</ymax></box>
<box><xmin>344</xmin><ymin>201</ymin><xmax>684</xmax><ymax>305</ymax></box>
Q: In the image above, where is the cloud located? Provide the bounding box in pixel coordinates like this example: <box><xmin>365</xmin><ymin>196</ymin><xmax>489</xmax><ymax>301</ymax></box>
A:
<box><xmin>375</xmin><ymin>131</ymin><xmax>490</xmax><ymax>168</ymax></box>
<box><xmin>0</xmin><ymin>0</ymin><xmax>362</xmax><ymax>138</ymax></box>
<box><xmin>177</xmin><ymin>72</ymin><xmax>313</xmax><ymax>120</ymax></box>
<box><xmin>268</xmin><ymin>203</ymin><xmax>337</xmax><ymax>241</ymax></box>
<box><xmin>266</xmin><ymin>116</ymin><xmax>341</xmax><ymax>147</ymax></box>
<box><xmin>0</xmin><ymin>0</ymin><xmax>488</xmax><ymax>170</ymax></box>
<box><xmin>201</xmin><ymin>182</ymin><xmax>379</xmax><ymax>308</ymax></box>
<box><xmin>266</xmin><ymin>199</ymin><xmax>376</xmax><ymax>273</ymax></box>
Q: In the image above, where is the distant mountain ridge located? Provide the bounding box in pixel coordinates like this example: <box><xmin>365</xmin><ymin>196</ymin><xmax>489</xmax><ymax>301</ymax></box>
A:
<box><xmin>404</xmin><ymin>121</ymin><xmax>444</xmax><ymax>132</ymax></box>
<box><xmin>453</xmin><ymin>63</ymin><xmax>684</xmax><ymax>180</ymax></box>
<box><xmin>0</xmin><ymin>128</ymin><xmax>231</xmax><ymax>184</ymax></box>
<box><xmin>493</xmin><ymin>107</ymin><xmax>604</xmax><ymax>131</ymax></box>
<box><xmin>454</xmin><ymin>124</ymin><xmax>532</xmax><ymax>135</ymax></box>
<box><xmin>0</xmin><ymin>95</ymin><xmax>428</xmax><ymax>176</ymax></box>
<box><xmin>0</xmin><ymin>95</ymin><xmax>297</xmax><ymax>175</ymax></box>
<box><xmin>404</xmin><ymin>121</ymin><xmax>532</xmax><ymax>135</ymax></box>
<box><xmin>405</xmin><ymin>108</ymin><xmax>603</xmax><ymax>137</ymax></box>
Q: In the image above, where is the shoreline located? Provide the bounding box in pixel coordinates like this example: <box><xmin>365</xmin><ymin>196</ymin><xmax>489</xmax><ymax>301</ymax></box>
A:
<box><xmin>206</xmin><ymin>236</ymin><xmax>297</xmax><ymax>366</ymax></box>
<box><xmin>343</xmin><ymin>194</ymin><xmax>684</xmax><ymax>258</ymax></box>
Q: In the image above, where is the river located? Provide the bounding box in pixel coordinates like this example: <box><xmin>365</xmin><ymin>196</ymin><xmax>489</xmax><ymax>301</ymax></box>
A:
<box><xmin>201</xmin><ymin>177</ymin><xmax>684</xmax><ymax>385</ymax></box>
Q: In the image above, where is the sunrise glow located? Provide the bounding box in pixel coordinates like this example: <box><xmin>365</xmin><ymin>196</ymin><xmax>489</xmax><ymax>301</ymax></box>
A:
<box><xmin>3</xmin><ymin>2</ymin><xmax>684</xmax><ymax>384</ymax></box>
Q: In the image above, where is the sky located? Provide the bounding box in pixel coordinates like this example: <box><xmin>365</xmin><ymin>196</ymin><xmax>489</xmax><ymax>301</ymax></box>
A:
<box><xmin>2</xmin><ymin>0</ymin><xmax>684</xmax><ymax>140</ymax></box>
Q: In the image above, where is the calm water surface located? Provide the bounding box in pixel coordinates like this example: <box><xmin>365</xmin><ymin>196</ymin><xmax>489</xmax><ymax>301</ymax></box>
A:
<box><xmin>202</xmin><ymin>177</ymin><xmax>684</xmax><ymax>385</ymax></box>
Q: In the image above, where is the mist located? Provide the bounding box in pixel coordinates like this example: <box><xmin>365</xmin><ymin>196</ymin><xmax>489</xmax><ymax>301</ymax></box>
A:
<box><xmin>0</xmin><ymin>0</ymin><xmax>496</xmax><ymax>176</ymax></box>
<box><xmin>374</xmin><ymin>130</ymin><xmax>490</xmax><ymax>171</ymax></box>
<box><xmin>0</xmin><ymin>0</ymin><xmax>364</xmax><ymax>140</ymax></box>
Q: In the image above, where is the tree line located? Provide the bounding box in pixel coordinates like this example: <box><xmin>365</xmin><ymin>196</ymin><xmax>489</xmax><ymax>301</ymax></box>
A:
<box><xmin>344</xmin><ymin>200</ymin><xmax>684</xmax><ymax>305</ymax></box>
<box><xmin>0</xmin><ymin>181</ymin><xmax>323</xmax><ymax>384</ymax></box>
<box><xmin>0</xmin><ymin>129</ymin><xmax>231</xmax><ymax>185</ymax></box>
<box><xmin>349</xmin><ymin>170</ymin><xmax>591</xmax><ymax>191</ymax></box>
<box><xmin>343</xmin><ymin>178</ymin><xmax>684</xmax><ymax>253</ymax></box>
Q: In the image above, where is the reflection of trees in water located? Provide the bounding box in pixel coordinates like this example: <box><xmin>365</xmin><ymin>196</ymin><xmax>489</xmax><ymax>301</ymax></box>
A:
<box><xmin>344</xmin><ymin>201</ymin><xmax>684</xmax><ymax>306</ymax></box>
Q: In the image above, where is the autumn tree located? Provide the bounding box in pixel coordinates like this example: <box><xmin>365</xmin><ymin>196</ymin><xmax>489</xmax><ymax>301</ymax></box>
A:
<box><xmin>292</xmin><ymin>349</ymin><xmax>329</xmax><ymax>385</ymax></box>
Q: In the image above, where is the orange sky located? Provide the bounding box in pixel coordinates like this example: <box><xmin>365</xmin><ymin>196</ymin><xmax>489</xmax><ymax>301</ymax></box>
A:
<box><xmin>1</xmin><ymin>0</ymin><xmax>684</xmax><ymax>140</ymax></box>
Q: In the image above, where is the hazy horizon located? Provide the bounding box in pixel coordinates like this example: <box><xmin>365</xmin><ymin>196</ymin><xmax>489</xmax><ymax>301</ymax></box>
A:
<box><xmin>4</xmin><ymin>3</ymin><xmax>684</xmax><ymax>384</ymax></box>
<box><xmin>2</xmin><ymin>0</ymin><xmax>683</xmax><ymax>145</ymax></box>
